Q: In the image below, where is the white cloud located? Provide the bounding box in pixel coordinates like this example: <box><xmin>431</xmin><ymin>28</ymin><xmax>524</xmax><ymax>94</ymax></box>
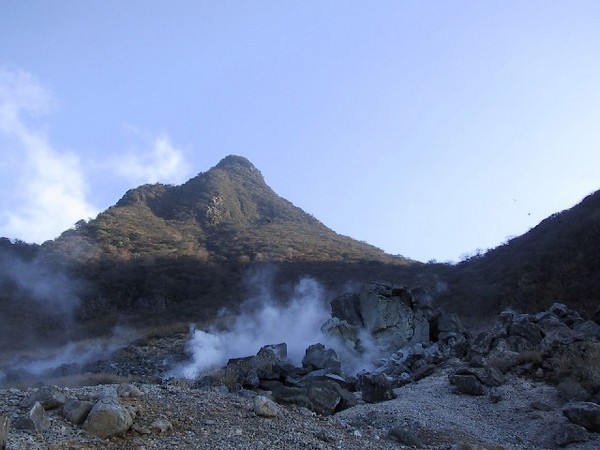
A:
<box><xmin>114</xmin><ymin>127</ymin><xmax>191</xmax><ymax>184</ymax></box>
<box><xmin>0</xmin><ymin>66</ymin><xmax>98</xmax><ymax>243</ymax></box>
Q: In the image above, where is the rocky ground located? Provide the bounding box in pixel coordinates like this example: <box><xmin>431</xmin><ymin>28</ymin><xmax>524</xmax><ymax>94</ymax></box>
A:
<box><xmin>1</xmin><ymin>365</ymin><xmax>599</xmax><ymax>450</ymax></box>
<box><xmin>2</xmin><ymin>283</ymin><xmax>600</xmax><ymax>449</ymax></box>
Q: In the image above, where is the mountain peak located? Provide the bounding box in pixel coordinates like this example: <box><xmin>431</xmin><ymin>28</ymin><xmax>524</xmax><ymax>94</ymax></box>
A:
<box><xmin>215</xmin><ymin>155</ymin><xmax>257</xmax><ymax>171</ymax></box>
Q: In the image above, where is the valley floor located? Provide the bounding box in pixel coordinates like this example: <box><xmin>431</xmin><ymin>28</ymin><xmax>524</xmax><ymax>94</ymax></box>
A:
<box><xmin>2</xmin><ymin>364</ymin><xmax>598</xmax><ymax>449</ymax></box>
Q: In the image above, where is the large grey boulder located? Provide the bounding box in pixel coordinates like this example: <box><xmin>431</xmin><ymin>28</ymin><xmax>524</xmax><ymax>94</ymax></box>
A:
<box><xmin>268</xmin><ymin>378</ymin><xmax>354</xmax><ymax>415</ymax></box>
<box><xmin>325</xmin><ymin>282</ymin><xmax>430</xmax><ymax>356</ymax></box>
<box><xmin>82</xmin><ymin>397</ymin><xmax>134</xmax><ymax>438</ymax></box>
<box><xmin>14</xmin><ymin>402</ymin><xmax>50</xmax><ymax>432</ymax></box>
<box><xmin>562</xmin><ymin>401</ymin><xmax>600</xmax><ymax>432</ymax></box>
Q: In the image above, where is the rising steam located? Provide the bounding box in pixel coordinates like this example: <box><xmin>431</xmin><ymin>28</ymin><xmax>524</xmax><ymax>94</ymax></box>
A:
<box><xmin>173</xmin><ymin>277</ymin><xmax>331</xmax><ymax>379</ymax></box>
<box><xmin>171</xmin><ymin>274</ymin><xmax>384</xmax><ymax>379</ymax></box>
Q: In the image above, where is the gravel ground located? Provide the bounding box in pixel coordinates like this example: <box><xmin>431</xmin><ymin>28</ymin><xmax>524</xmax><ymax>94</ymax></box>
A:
<box><xmin>2</xmin><ymin>364</ymin><xmax>599</xmax><ymax>450</ymax></box>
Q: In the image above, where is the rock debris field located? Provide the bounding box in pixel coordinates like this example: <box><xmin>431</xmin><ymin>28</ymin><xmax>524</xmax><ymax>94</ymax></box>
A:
<box><xmin>1</xmin><ymin>282</ymin><xmax>599</xmax><ymax>449</ymax></box>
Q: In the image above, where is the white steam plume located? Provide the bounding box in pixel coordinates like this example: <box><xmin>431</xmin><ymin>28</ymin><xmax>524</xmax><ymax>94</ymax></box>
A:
<box><xmin>174</xmin><ymin>277</ymin><xmax>332</xmax><ymax>379</ymax></box>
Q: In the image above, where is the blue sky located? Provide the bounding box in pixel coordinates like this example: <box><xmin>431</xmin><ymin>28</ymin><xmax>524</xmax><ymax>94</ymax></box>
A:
<box><xmin>1</xmin><ymin>1</ymin><xmax>599</xmax><ymax>262</ymax></box>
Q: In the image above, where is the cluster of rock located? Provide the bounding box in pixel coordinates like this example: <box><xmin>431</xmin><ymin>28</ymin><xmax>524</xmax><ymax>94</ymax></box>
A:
<box><xmin>454</xmin><ymin>302</ymin><xmax>600</xmax><ymax>398</ymax></box>
<box><xmin>8</xmin><ymin>383</ymin><xmax>163</xmax><ymax>440</ymax></box>
<box><xmin>445</xmin><ymin>302</ymin><xmax>600</xmax><ymax>447</ymax></box>
<box><xmin>196</xmin><ymin>282</ymin><xmax>470</xmax><ymax>409</ymax></box>
<box><xmin>196</xmin><ymin>342</ymin><xmax>356</xmax><ymax>416</ymax></box>
<box><xmin>189</xmin><ymin>282</ymin><xmax>600</xmax><ymax>447</ymax></box>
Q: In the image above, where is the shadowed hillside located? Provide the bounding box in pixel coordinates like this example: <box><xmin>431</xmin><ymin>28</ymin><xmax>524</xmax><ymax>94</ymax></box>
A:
<box><xmin>436</xmin><ymin>189</ymin><xmax>600</xmax><ymax>320</ymax></box>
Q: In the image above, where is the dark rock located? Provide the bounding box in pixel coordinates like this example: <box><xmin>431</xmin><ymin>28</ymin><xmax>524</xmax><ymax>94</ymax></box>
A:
<box><xmin>562</xmin><ymin>401</ymin><xmax>600</xmax><ymax>432</ymax></box>
<box><xmin>302</xmin><ymin>344</ymin><xmax>342</xmax><ymax>375</ymax></box>
<box><xmin>389</xmin><ymin>426</ymin><xmax>424</xmax><ymax>448</ymax></box>
<box><xmin>482</xmin><ymin>366</ymin><xmax>505</xmax><ymax>387</ymax></box>
<box><xmin>270</xmin><ymin>384</ymin><xmax>312</xmax><ymax>411</ymax></box>
<box><xmin>508</xmin><ymin>318</ymin><xmax>544</xmax><ymax>346</ymax></box>
<box><xmin>449</xmin><ymin>372</ymin><xmax>485</xmax><ymax>396</ymax></box>
<box><xmin>469</xmin><ymin>331</ymin><xmax>495</xmax><ymax>357</ymax></box>
<box><xmin>306</xmin><ymin>382</ymin><xmax>341</xmax><ymax>416</ymax></box>
<box><xmin>357</xmin><ymin>372</ymin><xmax>396</xmax><ymax>403</ymax></box>
<box><xmin>412</xmin><ymin>363</ymin><xmax>437</xmax><ymax>381</ymax></box>
<box><xmin>557</xmin><ymin>378</ymin><xmax>590</xmax><ymax>402</ymax></box>
<box><xmin>554</xmin><ymin>423</ymin><xmax>589</xmax><ymax>447</ymax></box>
<box><xmin>259</xmin><ymin>379</ymin><xmax>284</xmax><ymax>391</ymax></box>
<box><xmin>305</xmin><ymin>379</ymin><xmax>357</xmax><ymax>411</ymax></box>
<box><xmin>20</xmin><ymin>385</ymin><xmax>67</xmax><ymax>410</ymax></box>
<box><xmin>62</xmin><ymin>398</ymin><xmax>94</xmax><ymax>425</ymax></box>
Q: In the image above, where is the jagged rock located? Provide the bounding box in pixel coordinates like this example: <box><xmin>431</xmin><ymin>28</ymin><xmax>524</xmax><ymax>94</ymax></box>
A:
<box><xmin>449</xmin><ymin>370</ymin><xmax>485</xmax><ymax>396</ymax></box>
<box><xmin>325</xmin><ymin>282</ymin><xmax>430</xmax><ymax>356</ymax></box>
<box><xmin>330</xmin><ymin>292</ymin><xmax>363</xmax><ymax>326</ymax></box>
<box><xmin>508</xmin><ymin>318</ymin><xmax>544</xmax><ymax>346</ymax></box>
<box><xmin>302</xmin><ymin>344</ymin><xmax>342</xmax><ymax>375</ymax></box>
<box><xmin>553</xmin><ymin>422</ymin><xmax>589</xmax><ymax>447</ymax></box>
<box><xmin>357</xmin><ymin>372</ymin><xmax>396</xmax><ymax>403</ymax></box>
<box><xmin>540</xmin><ymin>323</ymin><xmax>576</xmax><ymax>352</ymax></box>
<box><xmin>62</xmin><ymin>398</ymin><xmax>94</xmax><ymax>425</ymax></box>
<box><xmin>468</xmin><ymin>331</ymin><xmax>495</xmax><ymax>359</ymax></box>
<box><xmin>82</xmin><ymin>397</ymin><xmax>134</xmax><ymax>438</ymax></box>
<box><xmin>562</xmin><ymin>401</ymin><xmax>600</xmax><ymax>432</ymax></box>
<box><xmin>256</xmin><ymin>343</ymin><xmax>288</xmax><ymax>370</ymax></box>
<box><xmin>14</xmin><ymin>402</ymin><xmax>49</xmax><ymax>432</ymax></box>
<box><xmin>432</xmin><ymin>311</ymin><xmax>470</xmax><ymax>356</ymax></box>
<box><xmin>463</xmin><ymin>367</ymin><xmax>505</xmax><ymax>388</ymax></box>
<box><xmin>389</xmin><ymin>425</ymin><xmax>424</xmax><ymax>448</ymax></box>
<box><xmin>20</xmin><ymin>385</ymin><xmax>67</xmax><ymax>410</ymax></box>
<box><xmin>218</xmin><ymin>343</ymin><xmax>288</xmax><ymax>389</ymax></box>
<box><xmin>253</xmin><ymin>395</ymin><xmax>280</xmax><ymax>417</ymax></box>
